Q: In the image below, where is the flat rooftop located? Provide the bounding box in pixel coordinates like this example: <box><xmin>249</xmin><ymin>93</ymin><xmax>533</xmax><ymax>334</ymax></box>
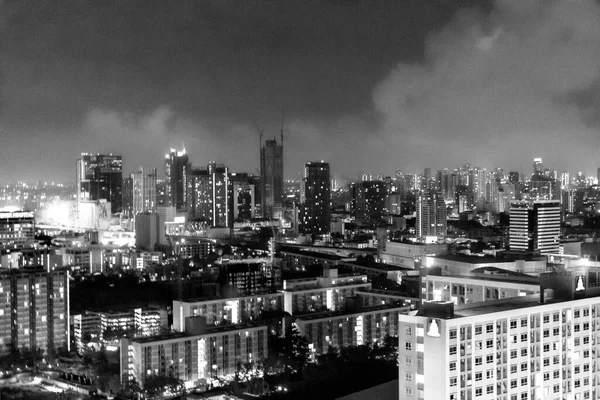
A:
<box><xmin>133</xmin><ymin>322</ymin><xmax>263</xmax><ymax>343</ymax></box>
<box><xmin>432</xmin><ymin>254</ymin><xmax>543</xmax><ymax>264</ymax></box>
<box><xmin>295</xmin><ymin>303</ymin><xmax>408</xmax><ymax>321</ymax></box>
<box><xmin>428</xmin><ymin>271</ymin><xmax>539</xmax><ymax>285</ymax></box>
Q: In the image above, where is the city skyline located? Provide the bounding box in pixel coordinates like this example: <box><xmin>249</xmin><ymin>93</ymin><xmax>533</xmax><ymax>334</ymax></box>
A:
<box><xmin>3</xmin><ymin>0</ymin><xmax>600</xmax><ymax>182</ymax></box>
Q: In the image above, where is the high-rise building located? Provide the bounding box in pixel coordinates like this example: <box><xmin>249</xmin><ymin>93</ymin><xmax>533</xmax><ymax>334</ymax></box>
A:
<box><xmin>533</xmin><ymin>157</ymin><xmax>543</xmax><ymax>175</ymax></box>
<box><xmin>509</xmin><ymin>200</ymin><xmax>561</xmax><ymax>254</ymax></box>
<box><xmin>353</xmin><ymin>180</ymin><xmax>387</xmax><ymax>220</ymax></box>
<box><xmin>135</xmin><ymin>212</ymin><xmax>160</xmax><ymax>250</ymax></box>
<box><xmin>122</xmin><ymin>176</ymin><xmax>134</xmax><ymax>218</ymax></box>
<box><xmin>0</xmin><ymin>267</ymin><xmax>69</xmax><ymax>356</ymax></box>
<box><xmin>300</xmin><ymin>161</ymin><xmax>331</xmax><ymax>235</ymax></box>
<box><xmin>76</xmin><ymin>153</ymin><xmax>123</xmax><ymax>213</ymax></box>
<box><xmin>132</xmin><ymin>167</ymin><xmax>157</xmax><ymax>216</ymax></box>
<box><xmin>416</xmin><ymin>191</ymin><xmax>447</xmax><ymax>238</ymax></box>
<box><xmin>231</xmin><ymin>173</ymin><xmax>255</xmax><ymax>221</ymax></box>
<box><xmin>165</xmin><ymin>148</ymin><xmax>190</xmax><ymax>210</ymax></box>
<box><xmin>186</xmin><ymin>163</ymin><xmax>233</xmax><ymax>227</ymax></box>
<box><xmin>0</xmin><ymin>210</ymin><xmax>35</xmax><ymax>250</ymax></box>
<box><xmin>260</xmin><ymin>138</ymin><xmax>283</xmax><ymax>220</ymax></box>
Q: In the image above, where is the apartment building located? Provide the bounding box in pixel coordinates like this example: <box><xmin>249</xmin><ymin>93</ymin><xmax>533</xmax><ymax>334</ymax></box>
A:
<box><xmin>120</xmin><ymin>317</ymin><xmax>267</xmax><ymax>388</ymax></box>
<box><xmin>399</xmin><ymin>270</ymin><xmax>600</xmax><ymax>400</ymax></box>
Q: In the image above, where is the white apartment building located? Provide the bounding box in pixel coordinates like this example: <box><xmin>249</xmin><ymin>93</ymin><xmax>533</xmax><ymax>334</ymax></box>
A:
<box><xmin>399</xmin><ymin>271</ymin><xmax>600</xmax><ymax>400</ymax></box>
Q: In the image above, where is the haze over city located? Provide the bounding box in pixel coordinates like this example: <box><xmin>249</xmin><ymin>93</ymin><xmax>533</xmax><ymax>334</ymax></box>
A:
<box><xmin>3</xmin><ymin>0</ymin><xmax>600</xmax><ymax>183</ymax></box>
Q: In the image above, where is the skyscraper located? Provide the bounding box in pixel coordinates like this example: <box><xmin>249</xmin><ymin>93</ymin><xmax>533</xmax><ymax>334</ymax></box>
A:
<box><xmin>132</xmin><ymin>167</ymin><xmax>157</xmax><ymax>216</ymax></box>
<box><xmin>186</xmin><ymin>163</ymin><xmax>233</xmax><ymax>227</ymax></box>
<box><xmin>416</xmin><ymin>191</ymin><xmax>447</xmax><ymax>238</ymax></box>
<box><xmin>165</xmin><ymin>148</ymin><xmax>190</xmax><ymax>210</ymax></box>
<box><xmin>509</xmin><ymin>200</ymin><xmax>561</xmax><ymax>254</ymax></box>
<box><xmin>353</xmin><ymin>180</ymin><xmax>387</xmax><ymax>220</ymax></box>
<box><xmin>533</xmin><ymin>157</ymin><xmax>543</xmax><ymax>175</ymax></box>
<box><xmin>260</xmin><ymin>138</ymin><xmax>283</xmax><ymax>220</ymax></box>
<box><xmin>300</xmin><ymin>161</ymin><xmax>331</xmax><ymax>235</ymax></box>
<box><xmin>76</xmin><ymin>153</ymin><xmax>123</xmax><ymax>213</ymax></box>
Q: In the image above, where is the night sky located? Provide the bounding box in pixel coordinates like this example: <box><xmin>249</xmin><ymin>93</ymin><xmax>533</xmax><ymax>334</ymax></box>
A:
<box><xmin>2</xmin><ymin>0</ymin><xmax>600</xmax><ymax>183</ymax></box>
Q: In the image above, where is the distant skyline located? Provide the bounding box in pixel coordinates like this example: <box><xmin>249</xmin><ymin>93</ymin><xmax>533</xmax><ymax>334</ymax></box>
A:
<box><xmin>3</xmin><ymin>0</ymin><xmax>600</xmax><ymax>183</ymax></box>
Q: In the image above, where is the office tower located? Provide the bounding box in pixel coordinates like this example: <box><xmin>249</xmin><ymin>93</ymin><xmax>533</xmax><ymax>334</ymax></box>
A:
<box><xmin>230</xmin><ymin>173</ymin><xmax>255</xmax><ymax>221</ymax></box>
<box><xmin>165</xmin><ymin>147</ymin><xmax>190</xmax><ymax>210</ymax></box>
<box><xmin>560</xmin><ymin>172</ymin><xmax>571</xmax><ymax>189</ymax></box>
<box><xmin>353</xmin><ymin>180</ymin><xmax>387</xmax><ymax>220</ymax></box>
<box><xmin>260</xmin><ymin>137</ymin><xmax>283</xmax><ymax>219</ymax></box>
<box><xmin>132</xmin><ymin>167</ymin><xmax>157</xmax><ymax>216</ymax></box>
<box><xmin>508</xmin><ymin>172</ymin><xmax>520</xmax><ymax>185</ymax></box>
<box><xmin>0</xmin><ymin>268</ymin><xmax>69</xmax><ymax>356</ymax></box>
<box><xmin>399</xmin><ymin>271</ymin><xmax>600</xmax><ymax>400</ymax></box>
<box><xmin>186</xmin><ymin>163</ymin><xmax>233</xmax><ymax>227</ymax></box>
<box><xmin>509</xmin><ymin>200</ymin><xmax>561</xmax><ymax>254</ymax></box>
<box><xmin>301</xmin><ymin>161</ymin><xmax>331</xmax><ymax>235</ymax></box>
<box><xmin>416</xmin><ymin>191</ymin><xmax>447</xmax><ymax>238</ymax></box>
<box><xmin>0</xmin><ymin>210</ymin><xmax>35</xmax><ymax>250</ymax></box>
<box><xmin>76</xmin><ymin>153</ymin><xmax>123</xmax><ymax>213</ymax></box>
<box><xmin>122</xmin><ymin>176</ymin><xmax>134</xmax><ymax>218</ymax></box>
<box><xmin>156</xmin><ymin>179</ymin><xmax>168</xmax><ymax>206</ymax></box>
<box><xmin>135</xmin><ymin>212</ymin><xmax>160</xmax><ymax>250</ymax></box>
<box><xmin>533</xmin><ymin>157</ymin><xmax>543</xmax><ymax>175</ymax></box>
<box><xmin>469</xmin><ymin>167</ymin><xmax>486</xmax><ymax>209</ymax></box>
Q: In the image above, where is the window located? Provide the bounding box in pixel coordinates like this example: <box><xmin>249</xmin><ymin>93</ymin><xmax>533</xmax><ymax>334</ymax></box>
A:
<box><xmin>475</xmin><ymin>388</ymin><xmax>482</xmax><ymax>397</ymax></box>
<box><xmin>449</xmin><ymin>329</ymin><xmax>457</xmax><ymax>339</ymax></box>
<box><xmin>486</xmin><ymin>385</ymin><xmax>493</xmax><ymax>394</ymax></box>
<box><xmin>510</xmin><ymin>320</ymin><xmax>517</xmax><ymax>329</ymax></box>
<box><xmin>406</xmin><ymin>327</ymin><xmax>412</xmax><ymax>335</ymax></box>
<box><xmin>406</xmin><ymin>372</ymin><xmax>412</xmax><ymax>382</ymax></box>
<box><xmin>521</xmin><ymin>318</ymin><xmax>527</xmax><ymax>327</ymax></box>
<box><xmin>553</xmin><ymin>327</ymin><xmax>559</xmax><ymax>336</ymax></box>
<box><xmin>449</xmin><ymin>361</ymin><xmax>456</xmax><ymax>371</ymax></box>
<box><xmin>553</xmin><ymin>370</ymin><xmax>560</xmax><ymax>379</ymax></box>
<box><xmin>553</xmin><ymin>313</ymin><xmax>559</xmax><ymax>322</ymax></box>
<box><xmin>521</xmin><ymin>333</ymin><xmax>528</xmax><ymax>342</ymax></box>
<box><xmin>406</xmin><ymin>357</ymin><xmax>412</xmax><ymax>365</ymax></box>
<box><xmin>575</xmin><ymin>338</ymin><xmax>580</xmax><ymax>347</ymax></box>
<box><xmin>543</xmin><ymin>372</ymin><xmax>549</xmax><ymax>381</ymax></box>
<box><xmin>543</xmin><ymin>358</ymin><xmax>550</xmax><ymax>367</ymax></box>
<box><xmin>583</xmin><ymin>308</ymin><xmax>589</xmax><ymax>317</ymax></box>
<box><xmin>583</xmin><ymin>322</ymin><xmax>589</xmax><ymax>330</ymax></box>
<box><xmin>543</xmin><ymin>329</ymin><xmax>549</xmax><ymax>338</ymax></box>
<box><xmin>475</xmin><ymin>341</ymin><xmax>482</xmax><ymax>350</ymax></box>
<box><xmin>574</xmin><ymin>324</ymin><xmax>581</xmax><ymax>333</ymax></box>
<box><xmin>475</xmin><ymin>357</ymin><xmax>482</xmax><ymax>366</ymax></box>
<box><xmin>475</xmin><ymin>325</ymin><xmax>482</xmax><ymax>335</ymax></box>
<box><xmin>521</xmin><ymin>377</ymin><xmax>527</xmax><ymax>386</ymax></box>
<box><xmin>521</xmin><ymin>393</ymin><xmax>527</xmax><ymax>400</ymax></box>
<box><xmin>405</xmin><ymin>387</ymin><xmax>412</xmax><ymax>396</ymax></box>
<box><xmin>486</xmin><ymin>369</ymin><xmax>494</xmax><ymax>379</ymax></box>
<box><xmin>521</xmin><ymin>363</ymin><xmax>527</xmax><ymax>371</ymax></box>
<box><xmin>510</xmin><ymin>365</ymin><xmax>517</xmax><ymax>374</ymax></box>
<box><xmin>575</xmin><ymin>379</ymin><xmax>581</xmax><ymax>388</ymax></box>
<box><xmin>521</xmin><ymin>348</ymin><xmax>527</xmax><ymax>357</ymax></box>
<box><xmin>450</xmin><ymin>377</ymin><xmax>457</xmax><ymax>387</ymax></box>
<box><xmin>543</xmin><ymin>314</ymin><xmax>549</xmax><ymax>323</ymax></box>
<box><xmin>584</xmin><ymin>350</ymin><xmax>590</xmax><ymax>358</ymax></box>
<box><xmin>486</xmin><ymin>324</ymin><xmax>493</xmax><ymax>333</ymax></box>
<box><xmin>575</xmin><ymin>310</ymin><xmax>580</xmax><ymax>318</ymax></box>
<box><xmin>584</xmin><ymin>364</ymin><xmax>589</xmax><ymax>372</ymax></box>
<box><xmin>511</xmin><ymin>350</ymin><xmax>518</xmax><ymax>358</ymax></box>
<box><xmin>584</xmin><ymin>336</ymin><xmax>589</xmax><ymax>345</ymax></box>
<box><xmin>405</xmin><ymin>342</ymin><xmax>412</xmax><ymax>351</ymax></box>
<box><xmin>450</xmin><ymin>346</ymin><xmax>457</xmax><ymax>355</ymax></box>
<box><xmin>486</xmin><ymin>355</ymin><xmax>493</xmax><ymax>364</ymax></box>
<box><xmin>475</xmin><ymin>372</ymin><xmax>482</xmax><ymax>381</ymax></box>
<box><xmin>543</xmin><ymin>344</ymin><xmax>550</xmax><ymax>352</ymax></box>
<box><xmin>553</xmin><ymin>385</ymin><xmax>560</xmax><ymax>393</ymax></box>
<box><xmin>553</xmin><ymin>356</ymin><xmax>559</xmax><ymax>365</ymax></box>
<box><xmin>486</xmin><ymin>339</ymin><xmax>493</xmax><ymax>349</ymax></box>
<box><xmin>510</xmin><ymin>380</ymin><xmax>517</xmax><ymax>389</ymax></box>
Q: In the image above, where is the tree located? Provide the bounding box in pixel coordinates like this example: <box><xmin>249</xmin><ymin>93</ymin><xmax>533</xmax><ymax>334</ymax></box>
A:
<box><xmin>142</xmin><ymin>375</ymin><xmax>186</xmax><ymax>400</ymax></box>
<box><xmin>289</xmin><ymin>326</ymin><xmax>309</xmax><ymax>369</ymax></box>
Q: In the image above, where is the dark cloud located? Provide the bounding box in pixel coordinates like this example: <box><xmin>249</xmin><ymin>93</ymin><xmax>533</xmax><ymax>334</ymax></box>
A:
<box><xmin>16</xmin><ymin>0</ymin><xmax>600</xmax><ymax>184</ymax></box>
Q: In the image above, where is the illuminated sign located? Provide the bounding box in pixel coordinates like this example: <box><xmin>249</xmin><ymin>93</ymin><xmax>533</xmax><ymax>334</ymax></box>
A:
<box><xmin>0</xmin><ymin>211</ymin><xmax>34</xmax><ymax>219</ymax></box>
<box><xmin>576</xmin><ymin>276</ymin><xmax>585</xmax><ymax>292</ymax></box>
<box><xmin>427</xmin><ymin>319</ymin><xmax>441</xmax><ymax>337</ymax></box>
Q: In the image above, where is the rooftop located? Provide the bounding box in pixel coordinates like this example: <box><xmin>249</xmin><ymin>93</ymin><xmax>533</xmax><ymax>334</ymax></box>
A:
<box><xmin>295</xmin><ymin>303</ymin><xmax>408</xmax><ymax>321</ymax></box>
<box><xmin>133</xmin><ymin>322</ymin><xmax>264</xmax><ymax>343</ymax></box>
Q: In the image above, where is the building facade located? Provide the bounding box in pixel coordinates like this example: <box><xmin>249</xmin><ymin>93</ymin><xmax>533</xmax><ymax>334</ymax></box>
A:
<box><xmin>165</xmin><ymin>148</ymin><xmax>190</xmax><ymax>210</ymax></box>
<box><xmin>260</xmin><ymin>138</ymin><xmax>283</xmax><ymax>220</ymax></box>
<box><xmin>76</xmin><ymin>153</ymin><xmax>123</xmax><ymax>213</ymax></box>
<box><xmin>0</xmin><ymin>268</ymin><xmax>69</xmax><ymax>355</ymax></box>
<box><xmin>0</xmin><ymin>210</ymin><xmax>35</xmax><ymax>250</ymax></box>
<box><xmin>509</xmin><ymin>200</ymin><xmax>561</xmax><ymax>254</ymax></box>
<box><xmin>300</xmin><ymin>161</ymin><xmax>331</xmax><ymax>235</ymax></box>
<box><xmin>416</xmin><ymin>190</ymin><xmax>447</xmax><ymax>238</ymax></box>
